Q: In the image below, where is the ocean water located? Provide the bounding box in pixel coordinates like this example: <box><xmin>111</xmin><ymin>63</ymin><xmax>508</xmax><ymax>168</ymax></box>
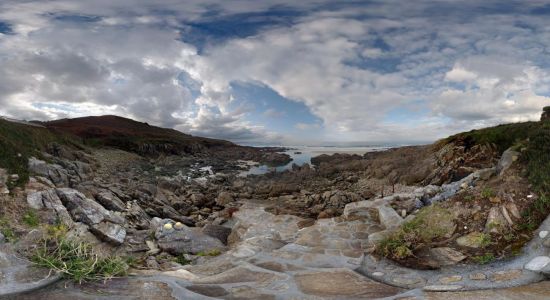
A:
<box><xmin>240</xmin><ymin>146</ymin><xmax>389</xmax><ymax>176</ymax></box>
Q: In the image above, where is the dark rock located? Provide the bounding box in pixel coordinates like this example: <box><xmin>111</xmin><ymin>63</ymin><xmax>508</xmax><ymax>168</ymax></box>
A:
<box><xmin>201</xmin><ymin>225</ymin><xmax>232</xmax><ymax>245</ymax></box>
<box><xmin>542</xmin><ymin>106</ymin><xmax>550</xmax><ymax>122</ymax></box>
<box><xmin>95</xmin><ymin>190</ymin><xmax>126</xmax><ymax>212</ymax></box>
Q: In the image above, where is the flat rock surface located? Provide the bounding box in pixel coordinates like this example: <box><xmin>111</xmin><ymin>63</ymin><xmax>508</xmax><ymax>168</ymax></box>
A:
<box><xmin>423</xmin><ymin>281</ymin><xmax>550</xmax><ymax>300</ymax></box>
<box><xmin>0</xmin><ymin>244</ymin><xmax>62</xmax><ymax>297</ymax></box>
<box><xmin>294</xmin><ymin>268</ymin><xmax>402</xmax><ymax>298</ymax></box>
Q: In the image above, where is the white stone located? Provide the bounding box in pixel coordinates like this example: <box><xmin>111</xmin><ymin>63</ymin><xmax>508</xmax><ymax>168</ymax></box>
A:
<box><xmin>539</xmin><ymin>231</ymin><xmax>549</xmax><ymax>239</ymax></box>
<box><xmin>372</xmin><ymin>272</ymin><xmax>384</xmax><ymax>277</ymax></box>
<box><xmin>525</xmin><ymin>256</ymin><xmax>550</xmax><ymax>271</ymax></box>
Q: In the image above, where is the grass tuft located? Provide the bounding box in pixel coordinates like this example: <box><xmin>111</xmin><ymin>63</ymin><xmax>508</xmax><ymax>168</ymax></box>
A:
<box><xmin>377</xmin><ymin>205</ymin><xmax>455</xmax><ymax>260</ymax></box>
<box><xmin>473</xmin><ymin>253</ymin><xmax>495</xmax><ymax>264</ymax></box>
<box><xmin>31</xmin><ymin>225</ymin><xmax>128</xmax><ymax>283</ymax></box>
<box><xmin>22</xmin><ymin>209</ymin><xmax>40</xmax><ymax>227</ymax></box>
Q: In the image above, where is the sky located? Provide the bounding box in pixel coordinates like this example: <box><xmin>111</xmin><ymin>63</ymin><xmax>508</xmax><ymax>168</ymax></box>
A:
<box><xmin>1</xmin><ymin>1</ymin><xmax>549</xmax><ymax>146</ymax></box>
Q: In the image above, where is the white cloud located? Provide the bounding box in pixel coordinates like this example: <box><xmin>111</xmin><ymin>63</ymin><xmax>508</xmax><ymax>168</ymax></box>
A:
<box><xmin>0</xmin><ymin>0</ymin><xmax>550</xmax><ymax>145</ymax></box>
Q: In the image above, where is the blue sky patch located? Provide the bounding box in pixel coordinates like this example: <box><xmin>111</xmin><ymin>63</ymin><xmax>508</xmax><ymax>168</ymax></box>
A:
<box><xmin>179</xmin><ymin>6</ymin><xmax>304</xmax><ymax>51</ymax></box>
<box><xmin>231</xmin><ymin>81</ymin><xmax>322</xmax><ymax>136</ymax></box>
<box><xmin>0</xmin><ymin>21</ymin><xmax>13</xmax><ymax>35</ymax></box>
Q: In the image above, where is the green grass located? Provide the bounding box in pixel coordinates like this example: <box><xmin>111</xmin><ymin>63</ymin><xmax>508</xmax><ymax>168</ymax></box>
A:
<box><xmin>481</xmin><ymin>187</ymin><xmax>495</xmax><ymax>199</ymax></box>
<box><xmin>445</xmin><ymin>121</ymin><xmax>539</xmax><ymax>154</ymax></box>
<box><xmin>0</xmin><ymin>218</ymin><xmax>16</xmax><ymax>242</ymax></box>
<box><xmin>475</xmin><ymin>233</ymin><xmax>492</xmax><ymax>248</ymax></box>
<box><xmin>377</xmin><ymin>205</ymin><xmax>455</xmax><ymax>260</ymax></box>
<box><xmin>22</xmin><ymin>209</ymin><xmax>40</xmax><ymax>227</ymax></box>
<box><xmin>473</xmin><ymin>253</ymin><xmax>495</xmax><ymax>264</ymax></box>
<box><xmin>518</xmin><ymin>121</ymin><xmax>550</xmax><ymax>232</ymax></box>
<box><xmin>31</xmin><ymin>225</ymin><xmax>128</xmax><ymax>283</ymax></box>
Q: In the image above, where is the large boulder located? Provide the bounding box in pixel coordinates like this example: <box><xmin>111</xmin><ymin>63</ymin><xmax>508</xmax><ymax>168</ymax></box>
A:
<box><xmin>155</xmin><ymin>221</ymin><xmax>225</xmax><ymax>255</ymax></box>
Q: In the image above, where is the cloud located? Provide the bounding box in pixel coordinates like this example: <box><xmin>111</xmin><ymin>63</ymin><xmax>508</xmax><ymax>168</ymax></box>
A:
<box><xmin>295</xmin><ymin>122</ymin><xmax>320</xmax><ymax>130</ymax></box>
<box><xmin>0</xmin><ymin>0</ymin><xmax>550</xmax><ymax>145</ymax></box>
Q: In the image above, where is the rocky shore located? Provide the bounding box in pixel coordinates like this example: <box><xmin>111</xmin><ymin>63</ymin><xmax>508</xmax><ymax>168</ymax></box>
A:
<box><xmin>0</xmin><ymin>109</ymin><xmax>549</xmax><ymax>299</ymax></box>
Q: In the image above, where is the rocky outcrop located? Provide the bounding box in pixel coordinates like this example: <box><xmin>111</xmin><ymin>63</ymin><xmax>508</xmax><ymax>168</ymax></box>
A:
<box><xmin>27</xmin><ymin>189</ymin><xmax>74</xmax><ymax>227</ymax></box>
<box><xmin>28</xmin><ymin>157</ymin><xmax>92</xmax><ymax>187</ymax></box>
<box><xmin>55</xmin><ymin>188</ymin><xmax>126</xmax><ymax>245</ymax></box>
<box><xmin>542</xmin><ymin>106</ymin><xmax>550</xmax><ymax>121</ymax></box>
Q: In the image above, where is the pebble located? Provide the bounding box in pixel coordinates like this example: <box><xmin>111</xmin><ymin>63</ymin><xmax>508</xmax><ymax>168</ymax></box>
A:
<box><xmin>524</xmin><ymin>256</ymin><xmax>550</xmax><ymax>271</ymax></box>
<box><xmin>372</xmin><ymin>272</ymin><xmax>384</xmax><ymax>277</ymax></box>
<box><xmin>163</xmin><ymin>223</ymin><xmax>173</xmax><ymax>230</ymax></box>
<box><xmin>539</xmin><ymin>231</ymin><xmax>548</xmax><ymax>239</ymax></box>
<box><xmin>174</xmin><ymin>222</ymin><xmax>184</xmax><ymax>230</ymax></box>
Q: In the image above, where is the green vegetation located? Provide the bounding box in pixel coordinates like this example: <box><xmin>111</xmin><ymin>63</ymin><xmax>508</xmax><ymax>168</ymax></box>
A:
<box><xmin>445</xmin><ymin>121</ymin><xmax>539</xmax><ymax>154</ymax></box>
<box><xmin>481</xmin><ymin>187</ymin><xmax>495</xmax><ymax>199</ymax></box>
<box><xmin>22</xmin><ymin>209</ymin><xmax>40</xmax><ymax>227</ymax></box>
<box><xmin>475</xmin><ymin>233</ymin><xmax>492</xmax><ymax>248</ymax></box>
<box><xmin>377</xmin><ymin>205</ymin><xmax>455</xmax><ymax>260</ymax></box>
<box><xmin>463</xmin><ymin>194</ymin><xmax>473</xmax><ymax>202</ymax></box>
<box><xmin>518</xmin><ymin>122</ymin><xmax>550</xmax><ymax>232</ymax></box>
<box><xmin>0</xmin><ymin>119</ymin><xmax>77</xmax><ymax>188</ymax></box>
<box><xmin>473</xmin><ymin>253</ymin><xmax>495</xmax><ymax>264</ymax></box>
<box><xmin>175</xmin><ymin>254</ymin><xmax>192</xmax><ymax>265</ymax></box>
<box><xmin>446</xmin><ymin>120</ymin><xmax>550</xmax><ymax>237</ymax></box>
<box><xmin>196</xmin><ymin>249</ymin><xmax>222</xmax><ymax>257</ymax></box>
<box><xmin>31</xmin><ymin>225</ymin><xmax>128</xmax><ymax>283</ymax></box>
<box><xmin>0</xmin><ymin>218</ymin><xmax>16</xmax><ymax>242</ymax></box>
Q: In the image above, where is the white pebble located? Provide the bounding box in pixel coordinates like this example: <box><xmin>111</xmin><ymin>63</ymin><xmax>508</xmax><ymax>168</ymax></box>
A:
<box><xmin>539</xmin><ymin>231</ymin><xmax>549</xmax><ymax>239</ymax></box>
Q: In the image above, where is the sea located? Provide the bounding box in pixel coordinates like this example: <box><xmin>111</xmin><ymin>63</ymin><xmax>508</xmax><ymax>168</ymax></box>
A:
<box><xmin>240</xmin><ymin>146</ymin><xmax>390</xmax><ymax>176</ymax></box>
